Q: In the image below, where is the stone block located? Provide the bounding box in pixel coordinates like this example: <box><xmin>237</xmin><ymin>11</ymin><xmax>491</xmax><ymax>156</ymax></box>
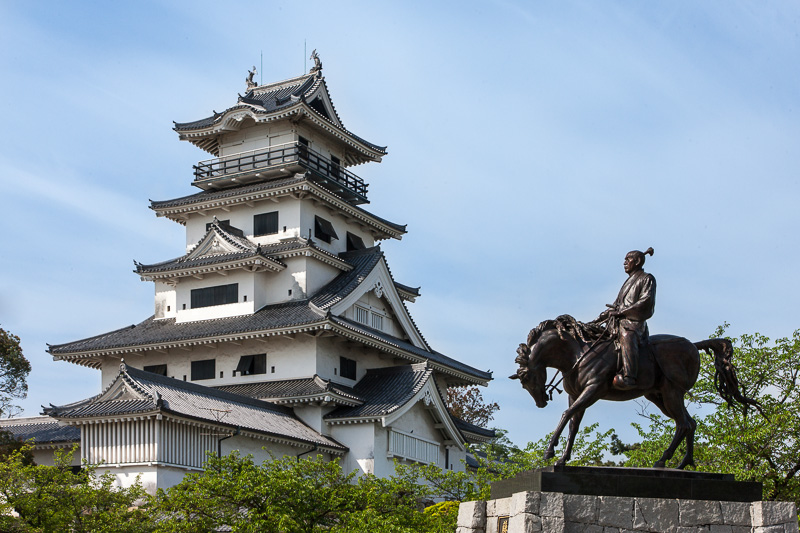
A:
<box><xmin>680</xmin><ymin>499</ymin><xmax>723</xmax><ymax>526</ymax></box>
<box><xmin>508</xmin><ymin>512</ymin><xmax>542</xmax><ymax>533</ymax></box>
<box><xmin>730</xmin><ymin>527</ymin><xmax>751</xmax><ymax>533</ymax></box>
<box><xmin>458</xmin><ymin>500</ymin><xmax>487</xmax><ymax>529</ymax></box>
<box><xmin>565</xmin><ymin>494</ymin><xmax>599</xmax><ymax>523</ymax></box>
<box><xmin>720</xmin><ymin>501</ymin><xmax>752</xmax><ymax>526</ymax></box>
<box><xmin>753</xmin><ymin>526</ymin><xmax>787</xmax><ymax>533</ymax></box>
<box><xmin>495</xmin><ymin>496</ymin><xmax>511</xmax><ymax>517</ymax></box>
<box><xmin>634</xmin><ymin>497</ymin><xmax>680</xmax><ymax>532</ymax></box>
<box><xmin>542</xmin><ymin>516</ymin><xmax>565</xmax><ymax>532</ymax></box>
<box><xmin>565</xmin><ymin>522</ymin><xmax>603</xmax><ymax>533</ymax></box>
<box><xmin>752</xmin><ymin>501</ymin><xmax>797</xmax><ymax>526</ymax></box>
<box><xmin>541</xmin><ymin>492</ymin><xmax>565</xmax><ymax>517</ymax></box>
<box><xmin>677</xmin><ymin>528</ymin><xmax>709</xmax><ymax>533</ymax></box>
<box><xmin>511</xmin><ymin>491</ymin><xmax>541</xmax><ymax>515</ymax></box>
<box><xmin>598</xmin><ymin>496</ymin><xmax>634</xmax><ymax>529</ymax></box>
<box><xmin>709</xmin><ymin>525</ymin><xmax>733</xmax><ymax>533</ymax></box>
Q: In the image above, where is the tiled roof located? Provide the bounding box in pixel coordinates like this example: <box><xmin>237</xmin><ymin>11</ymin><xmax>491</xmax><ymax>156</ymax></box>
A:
<box><xmin>451</xmin><ymin>415</ymin><xmax>496</xmax><ymax>439</ymax></box>
<box><xmin>135</xmin><ymin>249</ymin><xmax>283</xmax><ymax>274</ymax></box>
<box><xmin>45</xmin><ymin>365</ymin><xmax>345</xmax><ymax>451</ymax></box>
<box><xmin>173</xmin><ymin>73</ymin><xmax>386</xmax><ymax>154</ymax></box>
<box><xmin>215</xmin><ymin>376</ymin><xmax>361</xmax><ymax>403</ymax></box>
<box><xmin>311</xmin><ymin>247</ymin><xmax>384</xmax><ymax>309</ymax></box>
<box><xmin>325</xmin><ymin>364</ymin><xmax>431</xmax><ymax>419</ymax></box>
<box><xmin>48</xmin><ymin>300</ymin><xmax>325</xmax><ymax>355</ymax></box>
<box><xmin>395</xmin><ymin>282</ymin><xmax>421</xmax><ymax>298</ymax></box>
<box><xmin>148</xmin><ymin>177</ymin><xmax>407</xmax><ymax>235</ymax></box>
<box><xmin>329</xmin><ymin>315</ymin><xmax>492</xmax><ymax>382</ymax></box>
<box><xmin>0</xmin><ymin>417</ymin><xmax>80</xmax><ymax>444</ymax></box>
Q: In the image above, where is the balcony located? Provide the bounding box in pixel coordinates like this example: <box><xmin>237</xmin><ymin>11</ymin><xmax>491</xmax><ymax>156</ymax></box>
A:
<box><xmin>193</xmin><ymin>142</ymin><xmax>369</xmax><ymax>204</ymax></box>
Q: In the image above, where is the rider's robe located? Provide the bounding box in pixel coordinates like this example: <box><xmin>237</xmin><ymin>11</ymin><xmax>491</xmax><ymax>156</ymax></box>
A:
<box><xmin>614</xmin><ymin>269</ymin><xmax>656</xmax><ymax>338</ymax></box>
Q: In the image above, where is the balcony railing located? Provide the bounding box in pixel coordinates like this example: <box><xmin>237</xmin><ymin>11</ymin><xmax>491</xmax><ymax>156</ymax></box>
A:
<box><xmin>193</xmin><ymin>142</ymin><xmax>368</xmax><ymax>204</ymax></box>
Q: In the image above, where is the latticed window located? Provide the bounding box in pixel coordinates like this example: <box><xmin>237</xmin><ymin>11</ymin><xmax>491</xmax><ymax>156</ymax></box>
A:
<box><xmin>371</xmin><ymin>313</ymin><xmax>383</xmax><ymax>331</ymax></box>
<box><xmin>254</xmin><ymin>212</ymin><xmax>278</xmax><ymax>236</ymax></box>
<box><xmin>190</xmin><ymin>284</ymin><xmax>238</xmax><ymax>308</ymax></box>
<box><xmin>355</xmin><ymin>306</ymin><xmax>369</xmax><ymax>324</ymax></box>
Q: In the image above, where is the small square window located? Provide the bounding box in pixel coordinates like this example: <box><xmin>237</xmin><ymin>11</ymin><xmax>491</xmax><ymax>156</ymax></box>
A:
<box><xmin>191</xmin><ymin>359</ymin><xmax>215</xmax><ymax>381</ymax></box>
<box><xmin>314</xmin><ymin>216</ymin><xmax>338</xmax><ymax>243</ymax></box>
<box><xmin>143</xmin><ymin>364</ymin><xmax>167</xmax><ymax>376</ymax></box>
<box><xmin>254</xmin><ymin>212</ymin><xmax>279</xmax><ymax>236</ymax></box>
<box><xmin>236</xmin><ymin>354</ymin><xmax>267</xmax><ymax>376</ymax></box>
<box><xmin>340</xmin><ymin>356</ymin><xmax>357</xmax><ymax>380</ymax></box>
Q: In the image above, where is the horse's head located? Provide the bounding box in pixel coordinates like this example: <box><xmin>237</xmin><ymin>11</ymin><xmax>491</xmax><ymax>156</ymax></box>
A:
<box><xmin>510</xmin><ymin>342</ymin><xmax>549</xmax><ymax>408</ymax></box>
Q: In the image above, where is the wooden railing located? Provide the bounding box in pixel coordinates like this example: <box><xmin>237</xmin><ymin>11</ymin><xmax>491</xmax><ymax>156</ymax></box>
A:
<box><xmin>193</xmin><ymin>143</ymin><xmax>368</xmax><ymax>203</ymax></box>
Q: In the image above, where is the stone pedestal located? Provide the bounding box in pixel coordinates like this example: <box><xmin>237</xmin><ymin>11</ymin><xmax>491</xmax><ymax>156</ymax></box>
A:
<box><xmin>491</xmin><ymin>466</ymin><xmax>762</xmax><ymax>502</ymax></box>
<box><xmin>457</xmin><ymin>491</ymin><xmax>799</xmax><ymax>532</ymax></box>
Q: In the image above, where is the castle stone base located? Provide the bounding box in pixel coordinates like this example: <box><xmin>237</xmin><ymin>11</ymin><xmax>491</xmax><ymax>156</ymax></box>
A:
<box><xmin>457</xmin><ymin>491</ymin><xmax>799</xmax><ymax>532</ymax></box>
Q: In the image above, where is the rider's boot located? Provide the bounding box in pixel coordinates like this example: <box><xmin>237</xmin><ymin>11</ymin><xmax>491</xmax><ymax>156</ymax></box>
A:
<box><xmin>613</xmin><ymin>332</ymin><xmax>638</xmax><ymax>390</ymax></box>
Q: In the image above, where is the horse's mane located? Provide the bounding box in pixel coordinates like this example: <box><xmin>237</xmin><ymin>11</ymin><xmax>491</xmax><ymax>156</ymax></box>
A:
<box><xmin>526</xmin><ymin>314</ymin><xmax>606</xmax><ymax>347</ymax></box>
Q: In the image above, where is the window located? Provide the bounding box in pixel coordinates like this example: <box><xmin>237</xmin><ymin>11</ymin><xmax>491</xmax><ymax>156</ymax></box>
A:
<box><xmin>190</xmin><ymin>283</ymin><xmax>238</xmax><ymax>309</ymax></box>
<box><xmin>254</xmin><ymin>212</ymin><xmax>279</xmax><ymax>236</ymax></box>
<box><xmin>340</xmin><ymin>356</ymin><xmax>357</xmax><ymax>380</ymax></box>
<box><xmin>206</xmin><ymin>219</ymin><xmax>230</xmax><ymax>232</ymax></box>
<box><xmin>331</xmin><ymin>155</ymin><xmax>341</xmax><ymax>179</ymax></box>
<box><xmin>371</xmin><ymin>314</ymin><xmax>384</xmax><ymax>331</ymax></box>
<box><xmin>346</xmin><ymin>232</ymin><xmax>366</xmax><ymax>251</ymax></box>
<box><xmin>314</xmin><ymin>216</ymin><xmax>338</xmax><ymax>243</ymax></box>
<box><xmin>191</xmin><ymin>359</ymin><xmax>215</xmax><ymax>381</ymax></box>
<box><xmin>236</xmin><ymin>354</ymin><xmax>267</xmax><ymax>376</ymax></box>
<box><xmin>355</xmin><ymin>306</ymin><xmax>369</xmax><ymax>325</ymax></box>
<box><xmin>298</xmin><ymin>136</ymin><xmax>309</xmax><ymax>158</ymax></box>
<box><xmin>143</xmin><ymin>364</ymin><xmax>167</xmax><ymax>376</ymax></box>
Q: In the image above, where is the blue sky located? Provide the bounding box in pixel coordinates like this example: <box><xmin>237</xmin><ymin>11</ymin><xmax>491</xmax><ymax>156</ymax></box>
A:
<box><xmin>1</xmin><ymin>1</ymin><xmax>798</xmax><ymax>451</ymax></box>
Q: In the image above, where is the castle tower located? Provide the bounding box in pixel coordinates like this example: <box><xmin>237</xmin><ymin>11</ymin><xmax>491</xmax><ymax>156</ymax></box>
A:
<box><xmin>44</xmin><ymin>59</ymin><xmax>493</xmax><ymax>491</ymax></box>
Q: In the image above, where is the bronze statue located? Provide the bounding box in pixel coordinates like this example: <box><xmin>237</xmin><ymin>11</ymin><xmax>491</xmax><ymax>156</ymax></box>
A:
<box><xmin>511</xmin><ymin>252</ymin><xmax>761</xmax><ymax>469</ymax></box>
<box><xmin>591</xmin><ymin>247</ymin><xmax>655</xmax><ymax>390</ymax></box>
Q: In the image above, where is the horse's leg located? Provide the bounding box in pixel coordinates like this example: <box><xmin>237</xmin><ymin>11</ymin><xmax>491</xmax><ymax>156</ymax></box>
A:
<box><xmin>646</xmin><ymin>389</ymin><xmax>695</xmax><ymax>469</ymax></box>
<box><xmin>544</xmin><ymin>386</ymin><xmax>601</xmax><ymax>462</ymax></box>
<box><xmin>558</xmin><ymin>397</ymin><xmax>585</xmax><ymax>466</ymax></box>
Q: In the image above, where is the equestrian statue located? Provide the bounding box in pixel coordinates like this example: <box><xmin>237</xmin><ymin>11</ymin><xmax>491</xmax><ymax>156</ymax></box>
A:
<box><xmin>511</xmin><ymin>248</ymin><xmax>761</xmax><ymax>469</ymax></box>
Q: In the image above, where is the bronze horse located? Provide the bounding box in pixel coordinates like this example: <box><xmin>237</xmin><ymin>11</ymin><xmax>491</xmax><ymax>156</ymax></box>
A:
<box><xmin>511</xmin><ymin>315</ymin><xmax>759</xmax><ymax>469</ymax></box>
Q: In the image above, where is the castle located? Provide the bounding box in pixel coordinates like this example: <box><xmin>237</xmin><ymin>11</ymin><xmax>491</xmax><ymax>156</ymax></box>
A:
<box><xmin>2</xmin><ymin>58</ymin><xmax>493</xmax><ymax>492</ymax></box>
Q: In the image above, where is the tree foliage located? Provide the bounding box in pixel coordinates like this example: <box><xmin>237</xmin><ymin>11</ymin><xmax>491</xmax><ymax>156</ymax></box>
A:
<box><xmin>0</xmin><ymin>445</ymin><xmax>152</xmax><ymax>532</ymax></box>
<box><xmin>153</xmin><ymin>453</ymin><xmax>456</xmax><ymax>533</ymax></box>
<box><xmin>446</xmin><ymin>386</ymin><xmax>499</xmax><ymax>427</ymax></box>
<box><xmin>621</xmin><ymin>326</ymin><xmax>800</xmax><ymax>505</ymax></box>
<box><xmin>0</xmin><ymin>327</ymin><xmax>31</xmax><ymax>418</ymax></box>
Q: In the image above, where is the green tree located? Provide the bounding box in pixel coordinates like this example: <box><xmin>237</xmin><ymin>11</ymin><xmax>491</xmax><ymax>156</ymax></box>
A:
<box><xmin>0</xmin><ymin>327</ymin><xmax>31</xmax><ymax>418</ymax></box>
<box><xmin>0</xmin><ymin>445</ymin><xmax>153</xmax><ymax>532</ymax></box>
<box><xmin>154</xmin><ymin>452</ymin><xmax>455</xmax><ymax>533</ymax></box>
<box><xmin>622</xmin><ymin>326</ymin><xmax>800</xmax><ymax>505</ymax></box>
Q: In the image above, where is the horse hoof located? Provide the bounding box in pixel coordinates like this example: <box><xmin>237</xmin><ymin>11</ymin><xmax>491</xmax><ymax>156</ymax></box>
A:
<box><xmin>543</xmin><ymin>451</ymin><xmax>555</xmax><ymax>461</ymax></box>
<box><xmin>653</xmin><ymin>461</ymin><xmax>666</xmax><ymax>469</ymax></box>
<box><xmin>555</xmin><ymin>458</ymin><xmax>567</xmax><ymax>467</ymax></box>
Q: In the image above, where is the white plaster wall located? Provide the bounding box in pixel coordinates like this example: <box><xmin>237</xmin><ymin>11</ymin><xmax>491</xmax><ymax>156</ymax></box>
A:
<box><xmin>175</xmin><ymin>270</ymin><xmax>254</xmax><ymax>323</ymax></box>
<box><xmin>154</xmin><ymin>281</ymin><xmax>177</xmax><ymax>320</ymax></box>
<box><xmin>103</xmin><ymin>336</ymin><xmax>319</xmax><ymax>387</ymax></box>
<box><xmin>315</xmin><ymin>336</ymin><xmax>395</xmax><ymax>384</ymax></box>
<box><xmin>305</xmin><ymin>259</ymin><xmax>341</xmax><ymax>296</ymax></box>
<box><xmin>330</xmin><ymin>423</ymin><xmax>375</xmax><ymax>475</ymax></box>
<box><xmin>389</xmin><ymin>401</ymin><xmax>442</xmax><ymax>445</ymax></box>
<box><xmin>30</xmin><ymin>446</ymin><xmax>81</xmax><ymax>467</ymax></box>
<box><xmin>221</xmin><ymin>434</ymin><xmax>303</xmax><ymax>462</ymax></box>
<box><xmin>183</xmin><ymin>198</ymin><xmax>303</xmax><ymax>250</ymax></box>
<box><xmin>371</xmin><ymin>425</ymin><xmax>395</xmax><ymax>478</ymax></box>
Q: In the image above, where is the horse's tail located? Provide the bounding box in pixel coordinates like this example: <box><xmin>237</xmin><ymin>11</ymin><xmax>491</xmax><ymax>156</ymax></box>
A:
<box><xmin>694</xmin><ymin>338</ymin><xmax>765</xmax><ymax>417</ymax></box>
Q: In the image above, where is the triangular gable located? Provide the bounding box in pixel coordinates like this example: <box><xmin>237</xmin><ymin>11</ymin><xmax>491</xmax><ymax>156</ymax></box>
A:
<box><xmin>328</xmin><ymin>256</ymin><xmax>429</xmax><ymax>351</ymax></box>
<box><xmin>383</xmin><ymin>376</ymin><xmax>465</xmax><ymax>452</ymax></box>
<box><xmin>186</xmin><ymin>221</ymin><xmax>255</xmax><ymax>259</ymax></box>
<box><xmin>98</xmin><ymin>375</ymin><xmax>151</xmax><ymax>403</ymax></box>
<box><xmin>304</xmin><ymin>80</ymin><xmax>343</xmax><ymax>129</ymax></box>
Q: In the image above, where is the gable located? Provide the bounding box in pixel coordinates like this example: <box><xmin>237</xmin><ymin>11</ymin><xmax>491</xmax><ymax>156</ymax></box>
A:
<box><xmin>186</xmin><ymin>223</ymin><xmax>253</xmax><ymax>259</ymax></box>
<box><xmin>328</xmin><ymin>257</ymin><xmax>428</xmax><ymax>350</ymax></box>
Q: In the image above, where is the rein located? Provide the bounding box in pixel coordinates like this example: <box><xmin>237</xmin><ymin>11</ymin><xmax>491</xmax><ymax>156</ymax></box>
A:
<box><xmin>542</xmin><ymin>318</ymin><xmax>615</xmax><ymax>401</ymax></box>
